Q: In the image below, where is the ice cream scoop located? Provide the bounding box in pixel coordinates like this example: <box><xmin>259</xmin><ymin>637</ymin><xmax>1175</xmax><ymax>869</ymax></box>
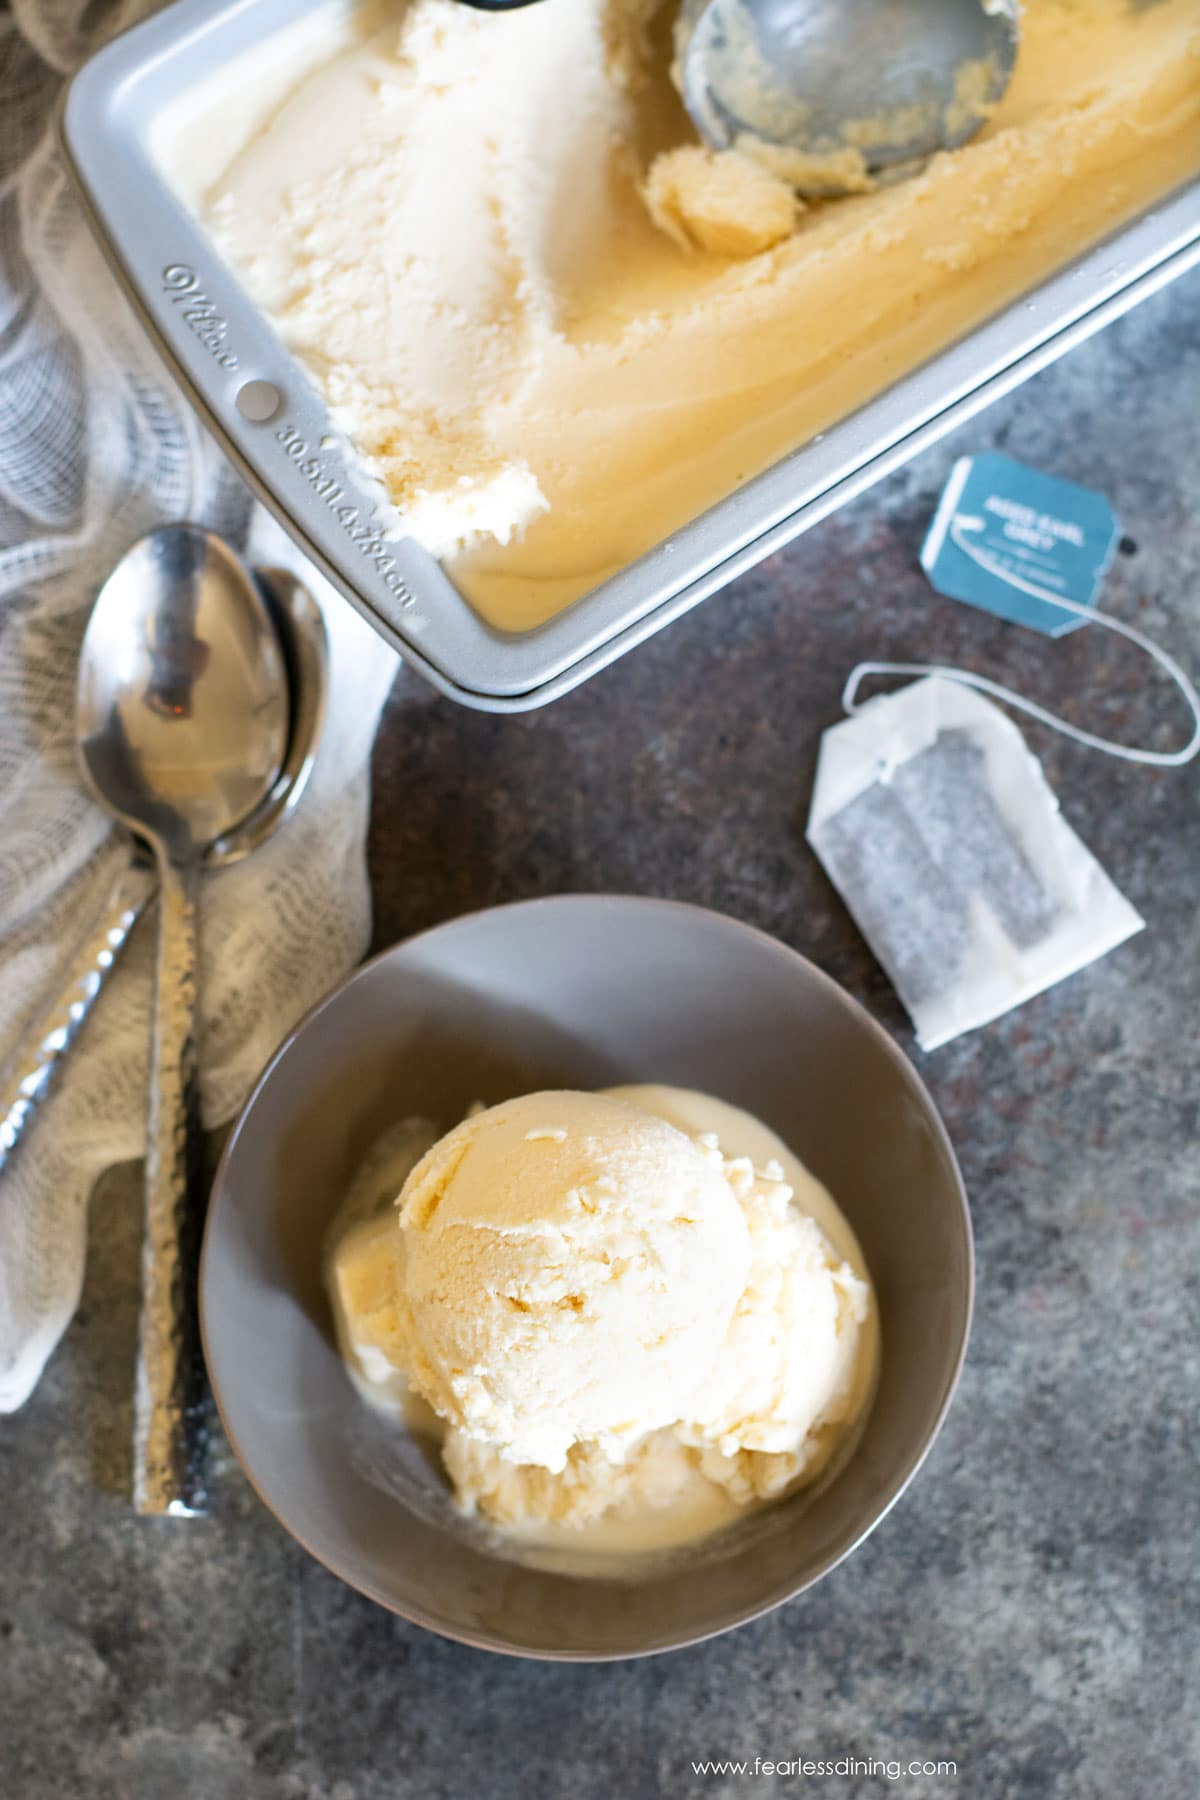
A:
<box><xmin>451</xmin><ymin>0</ymin><xmax>1018</xmax><ymax>195</ymax></box>
<box><xmin>391</xmin><ymin>1091</ymin><xmax>753</xmax><ymax>1470</ymax></box>
<box><xmin>674</xmin><ymin>0</ymin><xmax>1019</xmax><ymax>192</ymax></box>
<box><xmin>327</xmin><ymin>1083</ymin><xmax>878</xmax><ymax>1553</ymax></box>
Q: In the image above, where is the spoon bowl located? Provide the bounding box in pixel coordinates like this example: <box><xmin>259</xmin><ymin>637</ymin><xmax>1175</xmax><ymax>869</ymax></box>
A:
<box><xmin>208</xmin><ymin>566</ymin><xmax>328</xmax><ymax>864</ymax></box>
<box><xmin>678</xmin><ymin>0</ymin><xmax>1019</xmax><ymax>192</ymax></box>
<box><xmin>77</xmin><ymin>525</ymin><xmax>289</xmax><ymax>857</ymax></box>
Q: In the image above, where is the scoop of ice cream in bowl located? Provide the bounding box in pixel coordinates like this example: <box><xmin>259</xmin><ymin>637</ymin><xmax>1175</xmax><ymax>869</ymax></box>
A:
<box><xmin>202</xmin><ymin>896</ymin><xmax>971</xmax><ymax>1658</ymax></box>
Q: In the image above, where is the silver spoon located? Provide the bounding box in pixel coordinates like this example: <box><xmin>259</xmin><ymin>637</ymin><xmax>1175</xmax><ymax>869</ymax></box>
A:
<box><xmin>75</xmin><ymin>525</ymin><xmax>291</xmax><ymax>1516</ymax></box>
<box><xmin>0</xmin><ymin>563</ymin><xmax>326</xmax><ymax>1174</ymax></box>
<box><xmin>676</xmin><ymin>0</ymin><xmax>1020</xmax><ymax>193</ymax></box>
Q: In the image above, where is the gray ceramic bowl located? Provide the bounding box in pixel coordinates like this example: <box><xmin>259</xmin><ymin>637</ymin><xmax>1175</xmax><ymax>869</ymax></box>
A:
<box><xmin>202</xmin><ymin>896</ymin><xmax>971</xmax><ymax>1659</ymax></box>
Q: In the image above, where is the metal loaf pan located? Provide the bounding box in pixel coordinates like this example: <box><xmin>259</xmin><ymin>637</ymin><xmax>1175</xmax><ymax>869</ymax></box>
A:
<box><xmin>60</xmin><ymin>0</ymin><xmax>1200</xmax><ymax>712</ymax></box>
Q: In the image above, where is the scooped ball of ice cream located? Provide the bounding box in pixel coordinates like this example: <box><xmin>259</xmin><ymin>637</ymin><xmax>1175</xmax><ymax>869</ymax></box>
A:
<box><xmin>393</xmin><ymin>1090</ymin><xmax>752</xmax><ymax>1470</ymax></box>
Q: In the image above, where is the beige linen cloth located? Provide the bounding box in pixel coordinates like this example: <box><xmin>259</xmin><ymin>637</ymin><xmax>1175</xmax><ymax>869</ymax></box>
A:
<box><xmin>0</xmin><ymin>0</ymin><xmax>398</xmax><ymax>1408</ymax></box>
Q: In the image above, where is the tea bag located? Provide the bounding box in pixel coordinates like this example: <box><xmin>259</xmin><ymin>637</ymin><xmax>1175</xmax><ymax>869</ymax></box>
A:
<box><xmin>806</xmin><ymin>677</ymin><xmax>1144</xmax><ymax>1050</ymax></box>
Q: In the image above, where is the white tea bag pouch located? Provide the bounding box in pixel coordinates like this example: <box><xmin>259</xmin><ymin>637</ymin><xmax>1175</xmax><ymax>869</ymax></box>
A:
<box><xmin>807</xmin><ymin>677</ymin><xmax>1146</xmax><ymax>1051</ymax></box>
<box><xmin>806</xmin><ymin>454</ymin><xmax>1200</xmax><ymax>1051</ymax></box>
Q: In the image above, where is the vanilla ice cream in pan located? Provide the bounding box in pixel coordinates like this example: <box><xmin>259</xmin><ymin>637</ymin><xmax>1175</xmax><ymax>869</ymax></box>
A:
<box><xmin>61</xmin><ymin>0</ymin><xmax>1200</xmax><ymax>709</ymax></box>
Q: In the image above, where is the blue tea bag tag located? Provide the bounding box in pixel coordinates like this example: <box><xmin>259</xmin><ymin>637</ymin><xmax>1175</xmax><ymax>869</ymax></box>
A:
<box><xmin>921</xmin><ymin>452</ymin><xmax>1119</xmax><ymax>636</ymax></box>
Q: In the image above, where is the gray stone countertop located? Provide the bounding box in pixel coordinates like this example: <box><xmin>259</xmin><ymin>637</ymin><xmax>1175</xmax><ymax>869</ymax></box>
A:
<box><xmin>3</xmin><ymin>271</ymin><xmax>1198</xmax><ymax>1800</ymax></box>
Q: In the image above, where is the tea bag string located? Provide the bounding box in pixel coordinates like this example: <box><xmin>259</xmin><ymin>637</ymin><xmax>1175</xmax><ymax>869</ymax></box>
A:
<box><xmin>843</xmin><ymin>520</ymin><xmax>1200</xmax><ymax>768</ymax></box>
